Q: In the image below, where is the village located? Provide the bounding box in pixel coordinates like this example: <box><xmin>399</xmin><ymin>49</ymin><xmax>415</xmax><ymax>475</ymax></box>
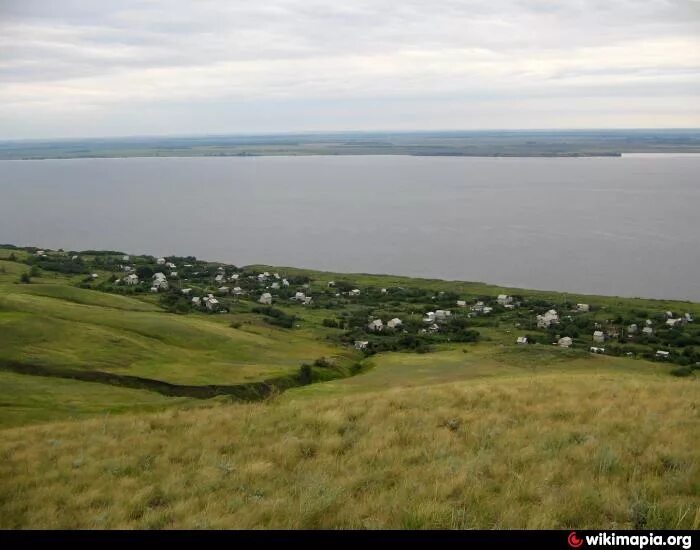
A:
<box><xmin>21</xmin><ymin>247</ymin><xmax>700</xmax><ymax>371</ymax></box>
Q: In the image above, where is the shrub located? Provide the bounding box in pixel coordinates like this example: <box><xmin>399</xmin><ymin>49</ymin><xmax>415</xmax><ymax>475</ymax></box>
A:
<box><xmin>298</xmin><ymin>364</ymin><xmax>313</xmax><ymax>385</ymax></box>
<box><xmin>670</xmin><ymin>366</ymin><xmax>693</xmax><ymax>377</ymax></box>
<box><xmin>19</xmin><ymin>272</ymin><xmax>31</xmax><ymax>284</ymax></box>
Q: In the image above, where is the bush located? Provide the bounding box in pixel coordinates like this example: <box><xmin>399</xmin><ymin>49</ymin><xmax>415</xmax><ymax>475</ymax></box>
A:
<box><xmin>19</xmin><ymin>272</ymin><xmax>31</xmax><ymax>284</ymax></box>
<box><xmin>670</xmin><ymin>366</ymin><xmax>693</xmax><ymax>377</ymax></box>
<box><xmin>298</xmin><ymin>364</ymin><xmax>313</xmax><ymax>385</ymax></box>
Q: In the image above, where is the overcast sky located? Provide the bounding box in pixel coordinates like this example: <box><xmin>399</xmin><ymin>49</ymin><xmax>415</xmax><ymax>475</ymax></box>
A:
<box><xmin>1</xmin><ymin>0</ymin><xmax>698</xmax><ymax>139</ymax></box>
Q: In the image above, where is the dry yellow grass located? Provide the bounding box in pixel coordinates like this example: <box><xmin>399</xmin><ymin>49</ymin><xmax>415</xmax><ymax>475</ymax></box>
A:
<box><xmin>1</xmin><ymin>372</ymin><xmax>698</xmax><ymax>529</ymax></box>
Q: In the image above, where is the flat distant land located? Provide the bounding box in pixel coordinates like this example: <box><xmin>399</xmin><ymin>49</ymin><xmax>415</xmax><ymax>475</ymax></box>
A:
<box><xmin>0</xmin><ymin>245</ymin><xmax>698</xmax><ymax>529</ymax></box>
<box><xmin>1</xmin><ymin>129</ymin><xmax>700</xmax><ymax>159</ymax></box>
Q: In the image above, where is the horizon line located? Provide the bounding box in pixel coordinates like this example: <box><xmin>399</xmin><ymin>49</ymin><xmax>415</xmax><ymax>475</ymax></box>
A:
<box><xmin>2</xmin><ymin>127</ymin><xmax>700</xmax><ymax>143</ymax></box>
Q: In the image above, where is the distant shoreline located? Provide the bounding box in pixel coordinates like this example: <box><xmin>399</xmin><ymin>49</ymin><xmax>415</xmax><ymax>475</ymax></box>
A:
<box><xmin>1</xmin><ymin>129</ymin><xmax>698</xmax><ymax>160</ymax></box>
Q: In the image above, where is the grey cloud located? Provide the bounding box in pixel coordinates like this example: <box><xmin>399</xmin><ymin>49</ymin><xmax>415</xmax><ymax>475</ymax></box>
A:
<box><xmin>0</xmin><ymin>0</ymin><xmax>698</xmax><ymax>137</ymax></box>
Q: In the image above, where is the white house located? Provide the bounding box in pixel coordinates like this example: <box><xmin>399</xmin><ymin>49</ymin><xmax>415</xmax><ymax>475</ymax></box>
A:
<box><xmin>497</xmin><ymin>294</ymin><xmax>513</xmax><ymax>306</ymax></box>
<box><xmin>558</xmin><ymin>337</ymin><xmax>573</xmax><ymax>348</ymax></box>
<box><xmin>150</xmin><ymin>286</ymin><xmax>159</xmax><ymax>293</ymax></box>
<box><xmin>153</xmin><ymin>272</ymin><xmax>166</xmax><ymax>281</ymax></box>
<box><xmin>233</xmin><ymin>287</ymin><xmax>244</xmax><ymax>295</ymax></box>
<box><xmin>367</xmin><ymin>319</ymin><xmax>384</xmax><ymax>332</ymax></box>
<box><xmin>259</xmin><ymin>292</ymin><xmax>272</xmax><ymax>305</ymax></box>
<box><xmin>349</xmin><ymin>289</ymin><xmax>361</xmax><ymax>296</ymax></box>
<box><xmin>656</xmin><ymin>350</ymin><xmax>670</xmax><ymax>359</ymax></box>
<box><xmin>354</xmin><ymin>340</ymin><xmax>369</xmax><ymax>351</ymax></box>
<box><xmin>282</xmin><ymin>279</ymin><xmax>290</xmax><ymax>287</ymax></box>
<box><xmin>590</xmin><ymin>347</ymin><xmax>605</xmax><ymax>354</ymax></box>
<box><xmin>36</xmin><ymin>250</ymin><xmax>46</xmax><ymax>256</ymax></box>
<box><xmin>328</xmin><ymin>281</ymin><xmax>336</xmax><ymax>287</ymax></box>
<box><xmin>387</xmin><ymin>318</ymin><xmax>403</xmax><ymax>329</ymax></box>
<box><xmin>270</xmin><ymin>282</ymin><xmax>280</xmax><ymax>290</ymax></box>
<box><xmin>218</xmin><ymin>286</ymin><xmax>230</xmax><ymax>294</ymax></box>
<box><xmin>152</xmin><ymin>279</ymin><xmax>169</xmax><ymax>290</ymax></box>
<box><xmin>537</xmin><ymin>310</ymin><xmax>559</xmax><ymax>328</ymax></box>
<box><xmin>125</xmin><ymin>274</ymin><xmax>139</xmax><ymax>285</ymax></box>
<box><xmin>191</xmin><ymin>296</ymin><xmax>201</xmax><ymax>306</ymax></box>
<box><xmin>214</xmin><ymin>274</ymin><xmax>224</xmax><ymax>283</ymax></box>
<box><xmin>204</xmin><ymin>296</ymin><xmax>220</xmax><ymax>311</ymax></box>
<box><xmin>293</xmin><ymin>291</ymin><xmax>306</xmax><ymax>301</ymax></box>
<box><xmin>628</xmin><ymin>323</ymin><xmax>638</xmax><ymax>334</ymax></box>
<box><xmin>302</xmin><ymin>296</ymin><xmax>313</xmax><ymax>305</ymax></box>
<box><xmin>593</xmin><ymin>330</ymin><xmax>605</xmax><ymax>343</ymax></box>
<box><xmin>122</xmin><ymin>255</ymin><xmax>130</xmax><ymax>262</ymax></box>
<box><xmin>181</xmin><ymin>288</ymin><xmax>192</xmax><ymax>295</ymax></box>
<box><xmin>516</xmin><ymin>336</ymin><xmax>528</xmax><ymax>345</ymax></box>
<box><xmin>684</xmin><ymin>313</ymin><xmax>694</xmax><ymax>323</ymax></box>
<box><xmin>91</xmin><ymin>273</ymin><xmax>99</xmax><ymax>279</ymax></box>
<box><xmin>576</xmin><ymin>303</ymin><xmax>590</xmax><ymax>312</ymax></box>
<box><xmin>169</xmin><ymin>271</ymin><xmax>178</xmax><ymax>278</ymax></box>
<box><xmin>471</xmin><ymin>301</ymin><xmax>485</xmax><ymax>312</ymax></box>
<box><xmin>156</xmin><ymin>258</ymin><xmax>166</xmax><ymax>265</ymax></box>
<box><xmin>435</xmin><ymin>310</ymin><xmax>452</xmax><ymax>322</ymax></box>
<box><xmin>423</xmin><ymin>311</ymin><xmax>436</xmax><ymax>323</ymax></box>
<box><xmin>482</xmin><ymin>306</ymin><xmax>493</xmax><ymax>315</ymax></box>
<box><xmin>166</xmin><ymin>262</ymin><xmax>176</xmax><ymax>269</ymax></box>
<box><xmin>457</xmin><ymin>300</ymin><xmax>467</xmax><ymax>307</ymax></box>
<box><xmin>642</xmin><ymin>326</ymin><xmax>654</xmax><ymax>336</ymax></box>
<box><xmin>666</xmin><ymin>318</ymin><xmax>683</xmax><ymax>327</ymax></box>
<box><xmin>229</xmin><ymin>274</ymin><xmax>240</xmax><ymax>281</ymax></box>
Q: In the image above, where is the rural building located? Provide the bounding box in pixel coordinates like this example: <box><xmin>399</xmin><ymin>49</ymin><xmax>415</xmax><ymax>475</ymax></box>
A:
<box><xmin>181</xmin><ymin>288</ymin><xmax>192</xmax><ymax>295</ymax></box>
<box><xmin>576</xmin><ymin>303</ymin><xmax>590</xmax><ymax>312</ymax></box>
<box><xmin>354</xmin><ymin>340</ymin><xmax>369</xmax><ymax>350</ymax></box>
<box><xmin>259</xmin><ymin>293</ymin><xmax>272</xmax><ymax>305</ymax></box>
<box><xmin>293</xmin><ymin>291</ymin><xmax>306</xmax><ymax>301</ymax></box>
<box><xmin>423</xmin><ymin>311</ymin><xmax>436</xmax><ymax>323</ymax></box>
<box><xmin>218</xmin><ymin>286</ymin><xmax>230</xmax><ymax>294</ymax></box>
<box><xmin>558</xmin><ymin>337</ymin><xmax>573</xmax><ymax>348</ymax></box>
<box><xmin>516</xmin><ymin>336</ymin><xmax>528</xmax><ymax>345</ymax></box>
<box><xmin>233</xmin><ymin>287</ymin><xmax>244</xmax><ymax>295</ymax></box>
<box><xmin>656</xmin><ymin>350</ymin><xmax>670</xmax><ymax>359</ymax></box>
<box><xmin>642</xmin><ymin>326</ymin><xmax>654</xmax><ymax>335</ymax></box>
<box><xmin>270</xmin><ymin>282</ymin><xmax>280</xmax><ymax>290</ymax></box>
<box><xmin>204</xmin><ymin>297</ymin><xmax>220</xmax><ymax>311</ymax></box>
<box><xmin>628</xmin><ymin>323</ymin><xmax>638</xmax><ymax>333</ymax></box>
<box><xmin>349</xmin><ymin>289</ymin><xmax>361</xmax><ymax>296</ymax></box>
<box><xmin>593</xmin><ymin>331</ymin><xmax>605</xmax><ymax>343</ymax></box>
<box><xmin>367</xmin><ymin>319</ymin><xmax>384</xmax><ymax>332</ymax></box>
<box><xmin>497</xmin><ymin>294</ymin><xmax>513</xmax><ymax>305</ymax></box>
<box><xmin>537</xmin><ymin>310</ymin><xmax>559</xmax><ymax>328</ymax></box>
<box><xmin>122</xmin><ymin>255</ymin><xmax>130</xmax><ymax>261</ymax></box>
<box><xmin>156</xmin><ymin>258</ymin><xmax>166</xmax><ymax>265</ymax></box>
<box><xmin>387</xmin><ymin>318</ymin><xmax>403</xmax><ymax>329</ymax></box>
<box><xmin>191</xmin><ymin>297</ymin><xmax>201</xmax><ymax>306</ymax></box>
<box><xmin>457</xmin><ymin>300</ymin><xmax>467</xmax><ymax>307</ymax></box>
<box><xmin>590</xmin><ymin>347</ymin><xmax>605</xmax><ymax>354</ymax></box>
<box><xmin>435</xmin><ymin>310</ymin><xmax>452</xmax><ymax>322</ymax></box>
<box><xmin>125</xmin><ymin>274</ymin><xmax>139</xmax><ymax>285</ymax></box>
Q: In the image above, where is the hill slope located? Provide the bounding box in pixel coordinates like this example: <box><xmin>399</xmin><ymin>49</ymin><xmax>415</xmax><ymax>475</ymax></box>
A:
<box><xmin>1</xmin><ymin>372</ymin><xmax>697</xmax><ymax>529</ymax></box>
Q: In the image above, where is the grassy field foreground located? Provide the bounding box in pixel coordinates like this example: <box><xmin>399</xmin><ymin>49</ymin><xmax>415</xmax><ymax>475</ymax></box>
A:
<box><xmin>1</xmin><ymin>372</ymin><xmax>697</xmax><ymax>529</ymax></box>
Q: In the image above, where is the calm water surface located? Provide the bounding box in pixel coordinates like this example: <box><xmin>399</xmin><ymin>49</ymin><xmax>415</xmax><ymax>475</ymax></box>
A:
<box><xmin>0</xmin><ymin>154</ymin><xmax>698</xmax><ymax>301</ymax></box>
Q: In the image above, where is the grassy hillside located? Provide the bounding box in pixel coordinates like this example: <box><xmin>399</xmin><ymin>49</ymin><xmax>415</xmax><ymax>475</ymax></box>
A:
<box><xmin>1</xmin><ymin>372</ymin><xmax>697</xmax><ymax>529</ymax></box>
<box><xmin>0</xmin><ymin>245</ymin><xmax>697</xmax><ymax>529</ymax></box>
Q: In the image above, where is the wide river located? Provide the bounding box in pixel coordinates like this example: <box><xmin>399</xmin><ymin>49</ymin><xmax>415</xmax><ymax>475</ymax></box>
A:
<box><xmin>1</xmin><ymin>154</ymin><xmax>698</xmax><ymax>301</ymax></box>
